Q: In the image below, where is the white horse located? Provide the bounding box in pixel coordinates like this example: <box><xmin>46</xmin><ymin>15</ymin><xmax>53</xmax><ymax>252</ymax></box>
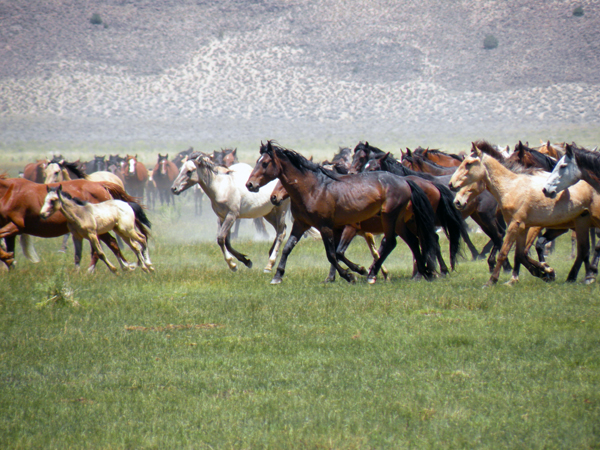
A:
<box><xmin>40</xmin><ymin>185</ymin><xmax>154</xmax><ymax>274</ymax></box>
<box><xmin>171</xmin><ymin>153</ymin><xmax>289</xmax><ymax>272</ymax></box>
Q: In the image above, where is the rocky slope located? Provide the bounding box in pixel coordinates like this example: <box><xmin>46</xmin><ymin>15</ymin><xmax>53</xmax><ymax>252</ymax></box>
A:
<box><xmin>1</xmin><ymin>0</ymin><xmax>599</xmax><ymax>144</ymax></box>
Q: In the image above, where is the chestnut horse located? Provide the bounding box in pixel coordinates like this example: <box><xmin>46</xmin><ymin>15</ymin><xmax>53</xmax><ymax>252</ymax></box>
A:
<box><xmin>0</xmin><ymin>176</ymin><xmax>135</xmax><ymax>271</ymax></box>
<box><xmin>123</xmin><ymin>155</ymin><xmax>149</xmax><ymax>200</ymax></box>
<box><xmin>415</xmin><ymin>148</ymin><xmax>464</xmax><ymax>167</ymax></box>
<box><xmin>152</xmin><ymin>154</ymin><xmax>178</xmax><ymax>206</ymax></box>
<box><xmin>246</xmin><ymin>141</ymin><xmax>439</xmax><ymax>284</ymax></box>
<box><xmin>23</xmin><ymin>159</ymin><xmax>49</xmax><ymax>183</ymax></box>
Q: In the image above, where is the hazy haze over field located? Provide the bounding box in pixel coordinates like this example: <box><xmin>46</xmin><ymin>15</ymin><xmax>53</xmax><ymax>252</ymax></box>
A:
<box><xmin>1</xmin><ymin>0</ymin><xmax>600</xmax><ymax>154</ymax></box>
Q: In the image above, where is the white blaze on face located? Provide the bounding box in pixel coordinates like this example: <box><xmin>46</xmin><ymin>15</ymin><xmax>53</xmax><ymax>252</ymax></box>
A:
<box><xmin>128</xmin><ymin>158</ymin><xmax>136</xmax><ymax>174</ymax></box>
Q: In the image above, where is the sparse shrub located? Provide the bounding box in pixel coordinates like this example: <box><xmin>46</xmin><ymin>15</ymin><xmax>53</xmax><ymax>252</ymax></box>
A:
<box><xmin>573</xmin><ymin>6</ymin><xmax>584</xmax><ymax>17</ymax></box>
<box><xmin>90</xmin><ymin>13</ymin><xmax>102</xmax><ymax>25</ymax></box>
<box><xmin>483</xmin><ymin>34</ymin><xmax>498</xmax><ymax>50</ymax></box>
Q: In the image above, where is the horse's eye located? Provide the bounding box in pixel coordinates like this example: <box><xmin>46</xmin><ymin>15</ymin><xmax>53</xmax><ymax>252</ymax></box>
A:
<box><xmin>262</xmin><ymin>162</ymin><xmax>268</xmax><ymax>169</ymax></box>
<box><xmin>560</xmin><ymin>163</ymin><xmax>568</xmax><ymax>169</ymax></box>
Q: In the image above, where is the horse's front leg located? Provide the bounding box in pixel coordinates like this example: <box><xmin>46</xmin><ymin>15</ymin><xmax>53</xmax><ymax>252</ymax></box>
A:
<box><xmin>262</xmin><ymin>207</ymin><xmax>287</xmax><ymax>273</ymax></box>
<box><xmin>88</xmin><ymin>233</ymin><xmax>119</xmax><ymax>274</ymax></box>
<box><xmin>487</xmin><ymin>222</ymin><xmax>519</xmax><ymax>286</ymax></box>
<box><xmin>320</xmin><ymin>226</ymin><xmax>355</xmax><ymax>284</ymax></box>
<box><xmin>99</xmin><ymin>233</ymin><xmax>133</xmax><ymax>271</ymax></box>
<box><xmin>270</xmin><ymin>219</ymin><xmax>310</xmax><ymax>285</ymax></box>
<box><xmin>570</xmin><ymin>218</ymin><xmax>593</xmax><ymax>283</ymax></box>
<box><xmin>367</xmin><ymin>214</ymin><xmax>399</xmax><ymax>284</ymax></box>
<box><xmin>217</xmin><ymin>213</ymin><xmax>248</xmax><ymax>270</ymax></box>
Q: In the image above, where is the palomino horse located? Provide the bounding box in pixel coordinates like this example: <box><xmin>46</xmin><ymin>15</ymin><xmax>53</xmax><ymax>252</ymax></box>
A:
<box><xmin>41</xmin><ymin>185</ymin><xmax>153</xmax><ymax>274</ymax></box>
<box><xmin>152</xmin><ymin>154</ymin><xmax>178</xmax><ymax>206</ymax></box>
<box><xmin>449</xmin><ymin>141</ymin><xmax>600</xmax><ymax>286</ymax></box>
<box><xmin>171</xmin><ymin>153</ymin><xmax>288</xmax><ymax>273</ymax></box>
<box><xmin>122</xmin><ymin>155</ymin><xmax>149</xmax><ymax>200</ymax></box>
<box><xmin>537</xmin><ymin>141</ymin><xmax>565</xmax><ymax>160</ymax></box>
<box><xmin>0</xmin><ymin>176</ymin><xmax>134</xmax><ymax>271</ymax></box>
<box><xmin>246</xmin><ymin>141</ymin><xmax>440</xmax><ymax>285</ymax></box>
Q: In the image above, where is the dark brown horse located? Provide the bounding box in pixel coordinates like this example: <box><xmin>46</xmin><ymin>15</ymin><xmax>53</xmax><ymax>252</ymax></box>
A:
<box><xmin>507</xmin><ymin>141</ymin><xmax>557</xmax><ymax>172</ymax></box>
<box><xmin>152</xmin><ymin>154</ymin><xmax>179</xmax><ymax>206</ymax></box>
<box><xmin>211</xmin><ymin>148</ymin><xmax>239</xmax><ymax>167</ymax></box>
<box><xmin>0</xmin><ymin>176</ymin><xmax>135</xmax><ymax>271</ymax></box>
<box><xmin>246</xmin><ymin>141</ymin><xmax>439</xmax><ymax>284</ymax></box>
<box><xmin>123</xmin><ymin>155</ymin><xmax>149</xmax><ymax>200</ymax></box>
<box><xmin>402</xmin><ymin>152</ymin><xmax>457</xmax><ymax>176</ymax></box>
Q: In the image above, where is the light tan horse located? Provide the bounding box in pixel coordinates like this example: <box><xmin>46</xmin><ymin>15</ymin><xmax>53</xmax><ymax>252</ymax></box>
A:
<box><xmin>537</xmin><ymin>140</ymin><xmax>565</xmax><ymax>160</ymax></box>
<box><xmin>449</xmin><ymin>141</ymin><xmax>600</xmax><ymax>286</ymax></box>
<box><xmin>40</xmin><ymin>185</ymin><xmax>154</xmax><ymax>274</ymax></box>
<box><xmin>44</xmin><ymin>160</ymin><xmax>125</xmax><ymax>189</ymax></box>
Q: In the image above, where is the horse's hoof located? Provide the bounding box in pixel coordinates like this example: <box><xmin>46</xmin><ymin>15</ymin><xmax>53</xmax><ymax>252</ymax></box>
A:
<box><xmin>245</xmin><ymin>260</ymin><xmax>253</xmax><ymax>269</ymax></box>
<box><xmin>270</xmin><ymin>278</ymin><xmax>282</xmax><ymax>285</ymax></box>
<box><xmin>584</xmin><ymin>276</ymin><xmax>596</xmax><ymax>285</ymax></box>
<box><xmin>357</xmin><ymin>266</ymin><xmax>368</xmax><ymax>276</ymax></box>
<box><xmin>229</xmin><ymin>265</ymin><xmax>237</xmax><ymax>272</ymax></box>
<box><xmin>263</xmin><ymin>268</ymin><xmax>272</xmax><ymax>274</ymax></box>
<box><xmin>323</xmin><ymin>277</ymin><xmax>335</xmax><ymax>283</ymax></box>
<box><xmin>367</xmin><ymin>276</ymin><xmax>376</xmax><ymax>284</ymax></box>
<box><xmin>346</xmin><ymin>273</ymin><xmax>357</xmax><ymax>284</ymax></box>
<box><xmin>504</xmin><ymin>278</ymin><xmax>518</xmax><ymax>286</ymax></box>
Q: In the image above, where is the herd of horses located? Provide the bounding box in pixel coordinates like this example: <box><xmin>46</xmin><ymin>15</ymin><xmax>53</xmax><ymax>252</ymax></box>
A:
<box><xmin>3</xmin><ymin>140</ymin><xmax>600</xmax><ymax>287</ymax></box>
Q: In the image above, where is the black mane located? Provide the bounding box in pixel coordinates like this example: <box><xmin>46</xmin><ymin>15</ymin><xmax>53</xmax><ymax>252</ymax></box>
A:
<box><xmin>59</xmin><ymin>190</ymin><xmax>88</xmax><ymax>206</ymax></box>
<box><xmin>572</xmin><ymin>143</ymin><xmax>600</xmax><ymax>174</ymax></box>
<box><xmin>262</xmin><ymin>141</ymin><xmax>342</xmax><ymax>181</ymax></box>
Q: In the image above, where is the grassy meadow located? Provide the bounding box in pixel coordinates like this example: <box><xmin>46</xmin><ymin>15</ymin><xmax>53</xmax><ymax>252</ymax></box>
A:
<box><xmin>1</xmin><ymin>141</ymin><xmax>600</xmax><ymax>449</ymax></box>
<box><xmin>1</xmin><ymin>193</ymin><xmax>599</xmax><ymax>449</ymax></box>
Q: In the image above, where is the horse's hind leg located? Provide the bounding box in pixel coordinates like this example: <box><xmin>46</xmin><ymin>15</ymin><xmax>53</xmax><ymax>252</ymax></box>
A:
<box><xmin>218</xmin><ymin>213</ymin><xmax>250</xmax><ymax>270</ymax></box>
<box><xmin>363</xmin><ymin>232</ymin><xmax>389</xmax><ymax>281</ymax></box>
<box><xmin>320</xmin><ymin>226</ymin><xmax>355</xmax><ymax>283</ymax></box>
<box><xmin>99</xmin><ymin>233</ymin><xmax>133</xmax><ymax>271</ymax></box>
<box><xmin>120</xmin><ymin>234</ymin><xmax>150</xmax><ymax>273</ymax></box>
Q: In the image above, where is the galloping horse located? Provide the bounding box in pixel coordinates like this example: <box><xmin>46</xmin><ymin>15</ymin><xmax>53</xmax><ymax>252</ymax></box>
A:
<box><xmin>171</xmin><ymin>153</ymin><xmax>288</xmax><ymax>273</ymax></box>
<box><xmin>449</xmin><ymin>141</ymin><xmax>600</xmax><ymax>286</ymax></box>
<box><xmin>0</xmin><ymin>176</ymin><xmax>134</xmax><ymax>271</ymax></box>
<box><xmin>152</xmin><ymin>154</ymin><xmax>178</xmax><ymax>206</ymax></box>
<box><xmin>246</xmin><ymin>141</ymin><xmax>439</xmax><ymax>284</ymax></box>
<box><xmin>122</xmin><ymin>155</ymin><xmax>149</xmax><ymax>200</ymax></box>
<box><xmin>40</xmin><ymin>185</ymin><xmax>153</xmax><ymax>274</ymax></box>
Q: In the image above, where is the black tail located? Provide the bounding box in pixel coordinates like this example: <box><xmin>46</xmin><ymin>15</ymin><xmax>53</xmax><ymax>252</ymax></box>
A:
<box><xmin>405</xmin><ymin>179</ymin><xmax>439</xmax><ymax>274</ymax></box>
<box><xmin>128</xmin><ymin>201</ymin><xmax>152</xmax><ymax>239</ymax></box>
<box><xmin>433</xmin><ymin>182</ymin><xmax>467</xmax><ymax>270</ymax></box>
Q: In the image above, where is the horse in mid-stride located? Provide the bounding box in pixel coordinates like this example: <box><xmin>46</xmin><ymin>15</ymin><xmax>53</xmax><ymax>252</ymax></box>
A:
<box><xmin>40</xmin><ymin>185</ymin><xmax>154</xmax><ymax>274</ymax></box>
<box><xmin>246</xmin><ymin>141</ymin><xmax>439</xmax><ymax>285</ymax></box>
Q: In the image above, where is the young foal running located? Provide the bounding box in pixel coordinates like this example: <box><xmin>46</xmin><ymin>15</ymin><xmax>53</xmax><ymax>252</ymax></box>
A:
<box><xmin>40</xmin><ymin>185</ymin><xmax>154</xmax><ymax>274</ymax></box>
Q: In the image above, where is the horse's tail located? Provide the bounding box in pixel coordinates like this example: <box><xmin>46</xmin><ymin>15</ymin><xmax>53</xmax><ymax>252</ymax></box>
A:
<box><xmin>128</xmin><ymin>201</ymin><xmax>152</xmax><ymax>239</ymax></box>
<box><xmin>433</xmin><ymin>182</ymin><xmax>467</xmax><ymax>270</ymax></box>
<box><xmin>20</xmin><ymin>234</ymin><xmax>40</xmax><ymax>263</ymax></box>
<box><xmin>405</xmin><ymin>178</ymin><xmax>438</xmax><ymax>274</ymax></box>
<box><xmin>102</xmin><ymin>181</ymin><xmax>144</xmax><ymax>205</ymax></box>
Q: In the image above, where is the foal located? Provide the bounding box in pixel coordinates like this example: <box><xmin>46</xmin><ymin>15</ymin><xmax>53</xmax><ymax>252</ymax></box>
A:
<box><xmin>40</xmin><ymin>185</ymin><xmax>154</xmax><ymax>274</ymax></box>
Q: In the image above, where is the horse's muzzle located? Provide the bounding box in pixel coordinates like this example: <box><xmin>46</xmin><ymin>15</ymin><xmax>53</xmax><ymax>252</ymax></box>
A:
<box><xmin>453</xmin><ymin>199</ymin><xmax>466</xmax><ymax>211</ymax></box>
<box><xmin>448</xmin><ymin>182</ymin><xmax>458</xmax><ymax>193</ymax></box>
<box><xmin>270</xmin><ymin>194</ymin><xmax>280</xmax><ymax>206</ymax></box>
<box><xmin>171</xmin><ymin>187</ymin><xmax>181</xmax><ymax>195</ymax></box>
<box><xmin>542</xmin><ymin>187</ymin><xmax>556</xmax><ymax>199</ymax></box>
<box><xmin>246</xmin><ymin>181</ymin><xmax>259</xmax><ymax>193</ymax></box>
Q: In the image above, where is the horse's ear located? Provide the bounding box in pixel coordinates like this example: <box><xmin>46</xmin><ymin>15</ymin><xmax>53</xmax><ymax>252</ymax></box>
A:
<box><xmin>565</xmin><ymin>143</ymin><xmax>574</xmax><ymax>158</ymax></box>
<box><xmin>546</xmin><ymin>140</ymin><xmax>551</xmax><ymax>148</ymax></box>
<box><xmin>406</xmin><ymin>148</ymin><xmax>412</xmax><ymax>157</ymax></box>
<box><xmin>383</xmin><ymin>152</ymin><xmax>391</xmax><ymax>161</ymax></box>
<box><xmin>166</xmin><ymin>154</ymin><xmax>169</xmax><ymax>159</ymax></box>
<box><xmin>471</xmin><ymin>142</ymin><xmax>481</xmax><ymax>157</ymax></box>
<box><xmin>517</xmin><ymin>141</ymin><xmax>525</xmax><ymax>156</ymax></box>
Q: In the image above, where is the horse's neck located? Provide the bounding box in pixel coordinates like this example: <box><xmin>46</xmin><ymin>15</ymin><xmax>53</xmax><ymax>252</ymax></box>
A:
<box><xmin>59</xmin><ymin>198</ymin><xmax>86</xmax><ymax>225</ymax></box>
<box><xmin>194</xmin><ymin>166</ymin><xmax>223</xmax><ymax>200</ymax></box>
<box><xmin>481</xmin><ymin>155</ymin><xmax>519</xmax><ymax>205</ymax></box>
<box><xmin>277</xmin><ymin>161</ymin><xmax>321</xmax><ymax>205</ymax></box>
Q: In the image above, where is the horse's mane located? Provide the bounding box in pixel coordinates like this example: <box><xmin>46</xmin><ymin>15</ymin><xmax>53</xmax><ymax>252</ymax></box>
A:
<box><xmin>353</xmin><ymin>141</ymin><xmax>386</xmax><ymax>156</ymax></box>
<box><xmin>419</xmin><ymin>147</ymin><xmax>464</xmax><ymax>162</ymax></box>
<box><xmin>60</xmin><ymin>190</ymin><xmax>88</xmax><ymax>206</ymax></box>
<box><xmin>378</xmin><ymin>154</ymin><xmax>438</xmax><ymax>181</ymax></box>
<box><xmin>263</xmin><ymin>141</ymin><xmax>342</xmax><ymax>181</ymax></box>
<box><xmin>475</xmin><ymin>140</ymin><xmax>543</xmax><ymax>175</ymax></box>
<box><xmin>571</xmin><ymin>143</ymin><xmax>600</xmax><ymax>174</ymax></box>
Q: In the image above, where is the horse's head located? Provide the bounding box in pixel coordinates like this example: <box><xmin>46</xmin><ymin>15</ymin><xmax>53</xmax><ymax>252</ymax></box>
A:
<box><xmin>247</xmin><ymin>141</ymin><xmax>280</xmax><ymax>192</ymax></box>
<box><xmin>44</xmin><ymin>162</ymin><xmax>64</xmax><ymax>184</ymax></box>
<box><xmin>270</xmin><ymin>180</ymin><xmax>289</xmax><ymax>206</ymax></box>
<box><xmin>40</xmin><ymin>185</ymin><xmax>62</xmax><ymax>219</ymax></box>
<box><xmin>222</xmin><ymin>148</ymin><xmax>238</xmax><ymax>167</ymax></box>
<box><xmin>349</xmin><ymin>142</ymin><xmax>373</xmax><ymax>173</ymax></box>
<box><xmin>157</xmin><ymin>154</ymin><xmax>169</xmax><ymax>175</ymax></box>
<box><xmin>453</xmin><ymin>180</ymin><xmax>486</xmax><ymax>211</ymax></box>
<box><xmin>448</xmin><ymin>143</ymin><xmax>485</xmax><ymax>191</ymax></box>
<box><xmin>542</xmin><ymin>144</ymin><xmax>581</xmax><ymax>199</ymax></box>
<box><xmin>363</xmin><ymin>152</ymin><xmax>390</xmax><ymax>172</ymax></box>
<box><xmin>171</xmin><ymin>159</ymin><xmax>197</xmax><ymax>195</ymax></box>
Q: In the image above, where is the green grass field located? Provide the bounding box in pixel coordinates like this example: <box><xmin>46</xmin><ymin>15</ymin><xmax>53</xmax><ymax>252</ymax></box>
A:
<box><xmin>1</xmin><ymin>195</ymin><xmax>599</xmax><ymax>449</ymax></box>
